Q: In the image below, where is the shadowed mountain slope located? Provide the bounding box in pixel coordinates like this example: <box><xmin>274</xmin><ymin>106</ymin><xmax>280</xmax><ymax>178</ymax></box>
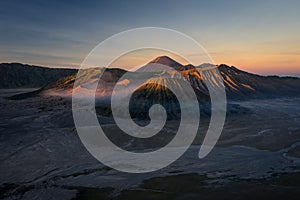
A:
<box><xmin>217</xmin><ymin>64</ymin><xmax>300</xmax><ymax>99</ymax></box>
<box><xmin>0</xmin><ymin>63</ymin><xmax>77</xmax><ymax>88</ymax></box>
<box><xmin>2</xmin><ymin>56</ymin><xmax>300</xmax><ymax>101</ymax></box>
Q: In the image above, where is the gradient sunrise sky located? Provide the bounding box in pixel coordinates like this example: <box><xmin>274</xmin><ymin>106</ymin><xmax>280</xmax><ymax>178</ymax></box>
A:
<box><xmin>0</xmin><ymin>0</ymin><xmax>299</xmax><ymax>76</ymax></box>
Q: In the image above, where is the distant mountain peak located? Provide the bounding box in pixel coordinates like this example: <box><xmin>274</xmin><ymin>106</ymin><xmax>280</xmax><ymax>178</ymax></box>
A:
<box><xmin>148</xmin><ymin>56</ymin><xmax>183</xmax><ymax>69</ymax></box>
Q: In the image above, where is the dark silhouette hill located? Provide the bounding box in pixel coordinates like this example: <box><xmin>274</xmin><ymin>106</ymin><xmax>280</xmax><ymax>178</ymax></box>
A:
<box><xmin>0</xmin><ymin>63</ymin><xmax>77</xmax><ymax>88</ymax></box>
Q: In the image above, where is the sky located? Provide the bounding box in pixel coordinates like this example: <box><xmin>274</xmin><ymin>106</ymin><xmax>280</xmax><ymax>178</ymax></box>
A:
<box><xmin>0</xmin><ymin>0</ymin><xmax>299</xmax><ymax>76</ymax></box>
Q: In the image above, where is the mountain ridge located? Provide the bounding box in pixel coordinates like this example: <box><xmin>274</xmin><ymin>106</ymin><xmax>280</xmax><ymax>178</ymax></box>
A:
<box><xmin>0</xmin><ymin>63</ymin><xmax>77</xmax><ymax>88</ymax></box>
<box><xmin>1</xmin><ymin>56</ymin><xmax>300</xmax><ymax>101</ymax></box>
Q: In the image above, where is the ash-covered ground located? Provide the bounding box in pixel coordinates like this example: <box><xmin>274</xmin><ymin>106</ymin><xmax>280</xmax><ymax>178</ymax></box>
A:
<box><xmin>1</xmin><ymin>89</ymin><xmax>300</xmax><ymax>200</ymax></box>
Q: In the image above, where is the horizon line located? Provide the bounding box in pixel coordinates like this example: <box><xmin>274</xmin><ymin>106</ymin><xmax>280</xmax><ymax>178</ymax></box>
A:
<box><xmin>1</xmin><ymin>60</ymin><xmax>300</xmax><ymax>78</ymax></box>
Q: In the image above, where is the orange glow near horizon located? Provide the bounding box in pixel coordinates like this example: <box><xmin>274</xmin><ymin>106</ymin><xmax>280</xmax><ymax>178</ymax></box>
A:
<box><xmin>107</xmin><ymin>49</ymin><xmax>300</xmax><ymax>76</ymax></box>
<box><xmin>109</xmin><ymin>49</ymin><xmax>190</xmax><ymax>70</ymax></box>
<box><xmin>29</xmin><ymin>49</ymin><xmax>300</xmax><ymax>76</ymax></box>
<box><xmin>212</xmin><ymin>53</ymin><xmax>300</xmax><ymax>75</ymax></box>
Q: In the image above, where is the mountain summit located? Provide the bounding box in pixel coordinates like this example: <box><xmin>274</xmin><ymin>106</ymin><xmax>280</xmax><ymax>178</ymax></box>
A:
<box><xmin>148</xmin><ymin>56</ymin><xmax>183</xmax><ymax>71</ymax></box>
<box><xmin>138</xmin><ymin>56</ymin><xmax>196</xmax><ymax>72</ymax></box>
<box><xmin>2</xmin><ymin>56</ymin><xmax>300</xmax><ymax>101</ymax></box>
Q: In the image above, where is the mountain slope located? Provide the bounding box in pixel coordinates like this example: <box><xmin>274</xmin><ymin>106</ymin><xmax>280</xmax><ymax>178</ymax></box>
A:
<box><xmin>2</xmin><ymin>56</ymin><xmax>300</xmax><ymax>101</ymax></box>
<box><xmin>129</xmin><ymin>75</ymin><xmax>211</xmax><ymax>119</ymax></box>
<box><xmin>217</xmin><ymin>64</ymin><xmax>300</xmax><ymax>99</ymax></box>
<box><xmin>0</xmin><ymin>63</ymin><xmax>77</xmax><ymax>88</ymax></box>
<box><xmin>148</xmin><ymin>56</ymin><xmax>183</xmax><ymax>70</ymax></box>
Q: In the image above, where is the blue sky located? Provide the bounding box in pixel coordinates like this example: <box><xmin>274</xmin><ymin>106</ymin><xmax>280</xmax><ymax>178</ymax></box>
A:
<box><xmin>0</xmin><ymin>0</ymin><xmax>299</xmax><ymax>75</ymax></box>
